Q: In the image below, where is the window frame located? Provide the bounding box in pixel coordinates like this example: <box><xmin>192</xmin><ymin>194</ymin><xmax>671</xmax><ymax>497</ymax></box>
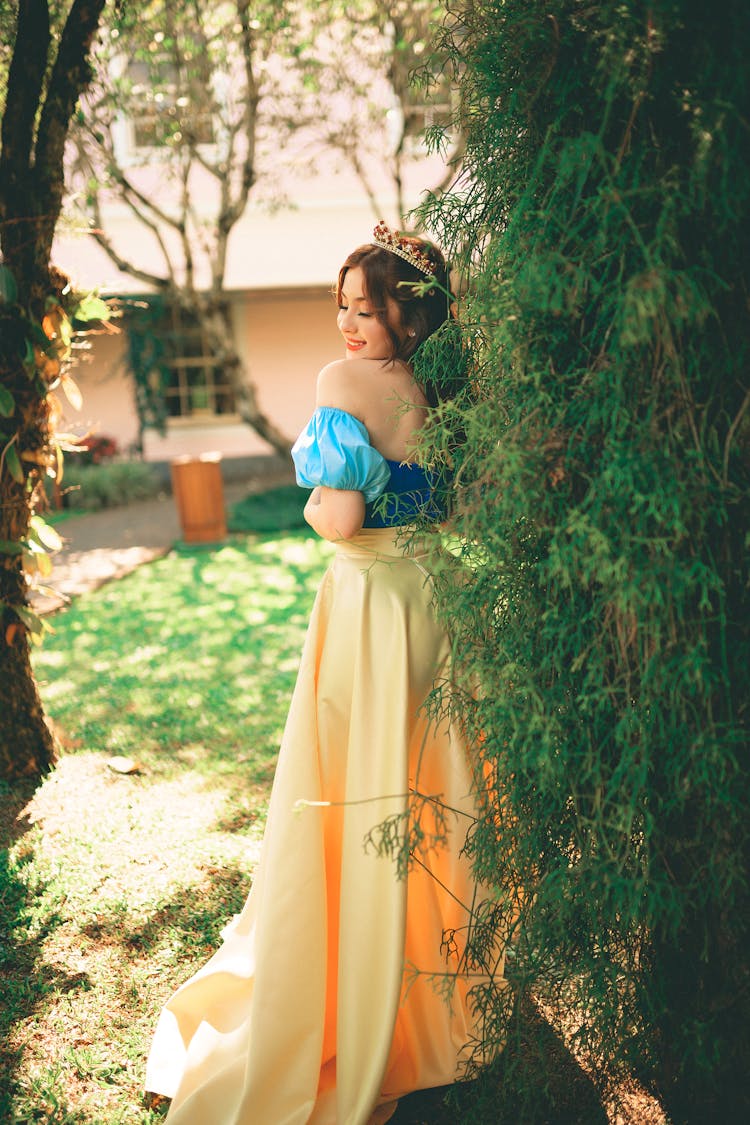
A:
<box><xmin>159</xmin><ymin>304</ymin><xmax>239</xmax><ymax>427</ymax></box>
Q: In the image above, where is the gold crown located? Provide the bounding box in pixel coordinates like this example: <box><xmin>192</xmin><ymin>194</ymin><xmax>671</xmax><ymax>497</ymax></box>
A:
<box><xmin>372</xmin><ymin>221</ymin><xmax>438</xmax><ymax>277</ymax></box>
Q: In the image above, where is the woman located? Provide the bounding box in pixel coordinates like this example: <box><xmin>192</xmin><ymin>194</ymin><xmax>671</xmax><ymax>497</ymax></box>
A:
<box><xmin>145</xmin><ymin>224</ymin><xmax>502</xmax><ymax>1124</ymax></box>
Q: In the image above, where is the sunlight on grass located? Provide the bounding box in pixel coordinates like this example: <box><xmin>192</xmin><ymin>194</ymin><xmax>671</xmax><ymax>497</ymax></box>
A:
<box><xmin>1</xmin><ymin>530</ymin><xmax>332</xmax><ymax>1124</ymax></box>
<box><xmin>34</xmin><ymin>534</ymin><xmax>332</xmax><ymax>779</ymax></box>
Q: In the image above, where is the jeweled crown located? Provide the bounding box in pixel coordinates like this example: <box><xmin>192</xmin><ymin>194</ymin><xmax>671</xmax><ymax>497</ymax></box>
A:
<box><xmin>372</xmin><ymin>221</ymin><xmax>438</xmax><ymax>277</ymax></box>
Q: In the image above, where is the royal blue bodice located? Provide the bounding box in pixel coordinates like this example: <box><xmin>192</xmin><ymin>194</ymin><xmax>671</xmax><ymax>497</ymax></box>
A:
<box><xmin>362</xmin><ymin>459</ymin><xmax>445</xmax><ymax>527</ymax></box>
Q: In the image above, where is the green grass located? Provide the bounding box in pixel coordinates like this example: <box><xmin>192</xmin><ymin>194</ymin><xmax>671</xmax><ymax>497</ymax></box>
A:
<box><xmin>227</xmin><ymin>483</ymin><xmax>309</xmax><ymax>534</ymax></box>
<box><xmin>1</xmin><ymin>530</ymin><xmax>331</xmax><ymax>1123</ymax></box>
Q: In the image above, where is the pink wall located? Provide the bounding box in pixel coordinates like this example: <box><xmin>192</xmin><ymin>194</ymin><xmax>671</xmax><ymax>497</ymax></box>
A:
<box><xmin>234</xmin><ymin>285</ymin><xmax>342</xmax><ymax>439</ymax></box>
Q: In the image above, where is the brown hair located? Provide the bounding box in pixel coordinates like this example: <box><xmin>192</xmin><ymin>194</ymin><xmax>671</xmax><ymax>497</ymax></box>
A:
<box><xmin>335</xmin><ymin>236</ymin><xmax>451</xmax><ymax>367</ymax></box>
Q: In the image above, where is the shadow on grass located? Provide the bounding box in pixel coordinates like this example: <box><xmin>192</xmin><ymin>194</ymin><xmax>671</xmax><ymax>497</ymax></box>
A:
<box><xmin>0</xmin><ymin>783</ymin><xmax>93</xmax><ymax>1123</ymax></box>
<box><xmin>81</xmin><ymin>863</ymin><xmax>251</xmax><ymax>962</ymax></box>
<box><xmin>0</xmin><ymin>779</ymin><xmax>37</xmax><ymax>848</ymax></box>
<box><xmin>1</xmin><ymin>780</ymin><xmax>254</xmax><ymax>1123</ymax></box>
<box><xmin>391</xmin><ymin>997</ymin><xmax>607</xmax><ymax>1125</ymax></box>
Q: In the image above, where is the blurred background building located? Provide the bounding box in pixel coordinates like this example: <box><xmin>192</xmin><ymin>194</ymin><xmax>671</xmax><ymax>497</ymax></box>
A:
<box><xmin>52</xmin><ymin>2</ymin><xmax>457</xmax><ymax>476</ymax></box>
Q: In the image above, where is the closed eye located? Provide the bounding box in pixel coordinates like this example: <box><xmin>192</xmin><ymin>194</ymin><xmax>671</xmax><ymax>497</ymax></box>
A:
<box><xmin>338</xmin><ymin>305</ymin><xmax>372</xmax><ymax>318</ymax></box>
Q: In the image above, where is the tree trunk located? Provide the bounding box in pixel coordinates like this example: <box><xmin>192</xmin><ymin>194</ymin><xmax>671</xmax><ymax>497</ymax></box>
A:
<box><xmin>0</xmin><ymin>624</ymin><xmax>58</xmax><ymax>779</ymax></box>
<box><xmin>0</xmin><ymin>454</ymin><xmax>57</xmax><ymax>778</ymax></box>
<box><xmin>0</xmin><ymin>0</ymin><xmax>107</xmax><ymax>781</ymax></box>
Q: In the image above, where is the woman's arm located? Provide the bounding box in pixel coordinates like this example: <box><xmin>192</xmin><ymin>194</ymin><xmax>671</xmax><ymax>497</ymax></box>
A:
<box><xmin>303</xmin><ymin>485</ymin><xmax>365</xmax><ymax>541</ymax></box>
<box><xmin>302</xmin><ymin>361</ymin><xmax>371</xmax><ymax>541</ymax></box>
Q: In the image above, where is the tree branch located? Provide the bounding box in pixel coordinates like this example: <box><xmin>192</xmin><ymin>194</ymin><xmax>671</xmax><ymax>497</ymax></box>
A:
<box><xmin>118</xmin><ymin>191</ymin><xmax>178</xmax><ymax>286</ymax></box>
<box><xmin>87</xmin><ymin>178</ymin><xmax>172</xmax><ymax>291</ymax></box>
<box><xmin>219</xmin><ymin>0</ymin><xmax>257</xmax><ymax>235</ymax></box>
<box><xmin>83</xmin><ymin>125</ymin><xmax>187</xmax><ymax>233</ymax></box>
<box><xmin>34</xmin><ymin>0</ymin><xmax>107</xmax><ymax>256</ymax></box>
<box><xmin>108</xmin><ymin>161</ymin><xmax>186</xmax><ymax>233</ymax></box>
<box><xmin>90</xmin><ymin>226</ymin><xmax>172</xmax><ymax>291</ymax></box>
<box><xmin>178</xmin><ymin>154</ymin><xmax>195</xmax><ymax>291</ymax></box>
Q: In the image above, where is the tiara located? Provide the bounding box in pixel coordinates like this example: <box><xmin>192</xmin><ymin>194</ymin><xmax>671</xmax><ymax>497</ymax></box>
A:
<box><xmin>372</xmin><ymin>221</ymin><xmax>438</xmax><ymax>277</ymax></box>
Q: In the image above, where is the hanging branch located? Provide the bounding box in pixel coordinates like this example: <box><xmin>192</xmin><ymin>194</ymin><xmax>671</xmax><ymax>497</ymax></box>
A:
<box><xmin>77</xmin><ymin>145</ymin><xmax>176</xmax><ymax>289</ymax></box>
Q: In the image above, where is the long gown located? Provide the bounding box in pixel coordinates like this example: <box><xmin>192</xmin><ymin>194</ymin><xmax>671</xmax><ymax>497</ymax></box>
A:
<box><xmin>145</xmin><ymin>412</ymin><xmax>502</xmax><ymax>1124</ymax></box>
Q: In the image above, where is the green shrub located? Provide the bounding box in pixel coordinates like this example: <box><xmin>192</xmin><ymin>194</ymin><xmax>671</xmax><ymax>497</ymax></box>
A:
<box><xmin>415</xmin><ymin>2</ymin><xmax>750</xmax><ymax>1122</ymax></box>
<box><xmin>228</xmin><ymin>484</ymin><xmax>307</xmax><ymax>534</ymax></box>
<box><xmin>58</xmin><ymin>460</ymin><xmax>161</xmax><ymax>511</ymax></box>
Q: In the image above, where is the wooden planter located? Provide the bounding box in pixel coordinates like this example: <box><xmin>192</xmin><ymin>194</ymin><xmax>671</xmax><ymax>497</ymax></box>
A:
<box><xmin>170</xmin><ymin>453</ymin><xmax>227</xmax><ymax>544</ymax></box>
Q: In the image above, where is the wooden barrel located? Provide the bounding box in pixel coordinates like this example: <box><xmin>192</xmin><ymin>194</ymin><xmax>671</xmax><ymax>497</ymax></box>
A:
<box><xmin>170</xmin><ymin>453</ymin><xmax>227</xmax><ymax>544</ymax></box>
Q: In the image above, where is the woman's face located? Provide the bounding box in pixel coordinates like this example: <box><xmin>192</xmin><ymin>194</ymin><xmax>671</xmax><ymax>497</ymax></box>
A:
<box><xmin>337</xmin><ymin>266</ymin><xmax>399</xmax><ymax>360</ymax></box>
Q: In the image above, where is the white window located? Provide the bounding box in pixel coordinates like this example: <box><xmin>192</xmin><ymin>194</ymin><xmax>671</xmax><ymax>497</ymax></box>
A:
<box><xmin>160</xmin><ymin>306</ymin><xmax>236</xmax><ymax>422</ymax></box>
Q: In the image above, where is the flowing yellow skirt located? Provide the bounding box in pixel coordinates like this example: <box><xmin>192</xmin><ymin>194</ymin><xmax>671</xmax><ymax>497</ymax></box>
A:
<box><xmin>146</xmin><ymin>528</ymin><xmax>500</xmax><ymax>1124</ymax></box>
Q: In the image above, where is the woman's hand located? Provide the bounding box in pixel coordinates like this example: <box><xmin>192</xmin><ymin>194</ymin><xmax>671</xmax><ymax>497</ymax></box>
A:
<box><xmin>303</xmin><ymin>486</ymin><xmax>365</xmax><ymax>541</ymax></box>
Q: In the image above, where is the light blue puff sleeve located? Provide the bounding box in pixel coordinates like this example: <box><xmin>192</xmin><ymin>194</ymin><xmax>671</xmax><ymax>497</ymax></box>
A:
<box><xmin>291</xmin><ymin>406</ymin><xmax>391</xmax><ymax>503</ymax></box>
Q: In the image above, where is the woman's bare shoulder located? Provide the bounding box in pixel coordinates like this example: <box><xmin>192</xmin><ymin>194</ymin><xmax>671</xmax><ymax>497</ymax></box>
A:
<box><xmin>316</xmin><ymin>358</ymin><xmax>389</xmax><ymax>411</ymax></box>
<box><xmin>316</xmin><ymin>358</ymin><xmax>350</xmax><ymax>397</ymax></box>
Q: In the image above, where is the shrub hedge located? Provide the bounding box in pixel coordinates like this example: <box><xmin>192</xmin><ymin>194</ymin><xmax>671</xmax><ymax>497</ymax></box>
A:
<box><xmin>53</xmin><ymin>460</ymin><xmax>161</xmax><ymax>512</ymax></box>
<box><xmin>415</xmin><ymin>2</ymin><xmax>750</xmax><ymax>1121</ymax></box>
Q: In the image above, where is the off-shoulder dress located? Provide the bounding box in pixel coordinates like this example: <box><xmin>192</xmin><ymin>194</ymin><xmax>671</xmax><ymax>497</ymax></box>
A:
<box><xmin>145</xmin><ymin>406</ymin><xmax>501</xmax><ymax>1124</ymax></box>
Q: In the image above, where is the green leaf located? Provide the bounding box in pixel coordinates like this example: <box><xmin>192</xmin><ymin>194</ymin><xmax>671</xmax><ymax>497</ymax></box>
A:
<box><xmin>0</xmin><ymin>265</ymin><xmax>18</xmax><ymax>304</ymax></box>
<box><xmin>3</xmin><ymin>442</ymin><xmax>24</xmax><ymax>483</ymax></box>
<box><xmin>29</xmin><ymin>515</ymin><xmax>63</xmax><ymax>552</ymax></box>
<box><xmin>0</xmin><ymin>386</ymin><xmax>15</xmax><ymax>417</ymax></box>
<box><xmin>20</xmin><ymin>336</ymin><xmax>35</xmax><ymax>372</ymax></box>
<box><xmin>15</xmin><ymin>604</ymin><xmax>46</xmax><ymax>638</ymax></box>
<box><xmin>0</xmin><ymin>539</ymin><xmax>25</xmax><ymax>555</ymax></box>
<box><xmin>73</xmin><ymin>293</ymin><xmax>110</xmax><ymax>322</ymax></box>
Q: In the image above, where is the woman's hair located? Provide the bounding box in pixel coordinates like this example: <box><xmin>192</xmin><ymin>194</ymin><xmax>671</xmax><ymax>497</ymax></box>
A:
<box><xmin>335</xmin><ymin>235</ymin><xmax>451</xmax><ymax>368</ymax></box>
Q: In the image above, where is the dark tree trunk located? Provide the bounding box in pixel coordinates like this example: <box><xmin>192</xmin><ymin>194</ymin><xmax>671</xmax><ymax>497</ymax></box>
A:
<box><xmin>0</xmin><ymin>620</ymin><xmax>58</xmax><ymax>779</ymax></box>
<box><xmin>0</xmin><ymin>0</ymin><xmax>107</xmax><ymax>781</ymax></box>
<box><xmin>0</xmin><ymin>421</ymin><xmax>57</xmax><ymax>776</ymax></box>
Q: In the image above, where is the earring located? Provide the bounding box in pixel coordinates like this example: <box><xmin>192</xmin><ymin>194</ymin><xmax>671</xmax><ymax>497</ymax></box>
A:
<box><xmin>408</xmin><ymin>329</ymin><xmax>416</xmax><ymax>337</ymax></box>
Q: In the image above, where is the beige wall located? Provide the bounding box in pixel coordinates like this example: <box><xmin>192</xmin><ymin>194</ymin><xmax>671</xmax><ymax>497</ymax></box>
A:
<box><xmin>234</xmin><ymin>286</ymin><xmax>342</xmax><ymax>441</ymax></box>
<box><xmin>64</xmin><ymin>286</ymin><xmax>342</xmax><ymax>464</ymax></box>
<box><xmin>63</xmin><ymin>328</ymin><xmax>137</xmax><ymax>453</ymax></box>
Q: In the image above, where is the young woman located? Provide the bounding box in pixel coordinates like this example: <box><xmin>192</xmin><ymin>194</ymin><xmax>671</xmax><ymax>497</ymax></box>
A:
<box><xmin>145</xmin><ymin>224</ymin><xmax>502</xmax><ymax>1124</ymax></box>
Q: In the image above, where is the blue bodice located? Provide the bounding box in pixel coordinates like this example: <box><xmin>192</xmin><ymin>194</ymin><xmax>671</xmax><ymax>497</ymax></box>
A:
<box><xmin>363</xmin><ymin>460</ymin><xmax>445</xmax><ymax>527</ymax></box>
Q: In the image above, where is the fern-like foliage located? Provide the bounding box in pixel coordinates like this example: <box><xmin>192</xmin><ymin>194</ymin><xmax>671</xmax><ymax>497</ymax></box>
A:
<box><xmin>412</xmin><ymin>2</ymin><xmax>750</xmax><ymax>1120</ymax></box>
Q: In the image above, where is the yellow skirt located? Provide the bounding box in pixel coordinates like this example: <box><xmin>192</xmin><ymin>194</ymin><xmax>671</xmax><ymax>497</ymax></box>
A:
<box><xmin>146</xmin><ymin>528</ymin><xmax>501</xmax><ymax>1124</ymax></box>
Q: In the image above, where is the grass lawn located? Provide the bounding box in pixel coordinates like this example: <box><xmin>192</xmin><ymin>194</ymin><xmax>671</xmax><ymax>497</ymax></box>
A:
<box><xmin>1</xmin><ymin>530</ymin><xmax>331</xmax><ymax>1124</ymax></box>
